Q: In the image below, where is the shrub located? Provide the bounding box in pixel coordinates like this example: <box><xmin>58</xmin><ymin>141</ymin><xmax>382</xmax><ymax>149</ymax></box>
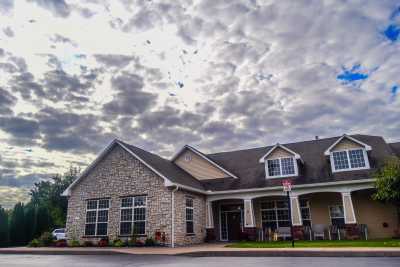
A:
<box><xmin>38</xmin><ymin>232</ymin><xmax>54</xmax><ymax>247</ymax></box>
<box><xmin>28</xmin><ymin>239</ymin><xmax>41</xmax><ymax>247</ymax></box>
<box><xmin>145</xmin><ymin>237</ymin><xmax>155</xmax><ymax>246</ymax></box>
<box><xmin>112</xmin><ymin>239</ymin><xmax>125</xmax><ymax>247</ymax></box>
<box><xmin>83</xmin><ymin>241</ymin><xmax>94</xmax><ymax>247</ymax></box>
<box><xmin>69</xmin><ymin>239</ymin><xmax>80</xmax><ymax>247</ymax></box>
<box><xmin>98</xmin><ymin>237</ymin><xmax>109</xmax><ymax>247</ymax></box>
<box><xmin>127</xmin><ymin>236</ymin><xmax>137</xmax><ymax>247</ymax></box>
<box><xmin>55</xmin><ymin>239</ymin><xmax>68</xmax><ymax>247</ymax></box>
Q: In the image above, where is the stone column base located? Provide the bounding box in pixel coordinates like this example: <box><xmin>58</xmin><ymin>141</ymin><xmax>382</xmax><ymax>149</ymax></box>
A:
<box><xmin>292</xmin><ymin>225</ymin><xmax>304</xmax><ymax>240</ymax></box>
<box><xmin>345</xmin><ymin>224</ymin><xmax>360</xmax><ymax>240</ymax></box>
<box><xmin>242</xmin><ymin>227</ymin><xmax>257</xmax><ymax>241</ymax></box>
<box><xmin>205</xmin><ymin>228</ymin><xmax>216</xmax><ymax>242</ymax></box>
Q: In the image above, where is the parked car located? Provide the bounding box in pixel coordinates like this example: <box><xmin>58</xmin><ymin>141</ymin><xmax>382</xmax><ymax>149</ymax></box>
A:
<box><xmin>52</xmin><ymin>228</ymin><xmax>66</xmax><ymax>240</ymax></box>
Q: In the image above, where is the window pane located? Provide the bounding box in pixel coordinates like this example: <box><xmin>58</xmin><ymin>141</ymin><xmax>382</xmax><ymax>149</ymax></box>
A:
<box><xmin>85</xmin><ymin>224</ymin><xmax>96</xmax><ymax>236</ymax></box>
<box><xmin>87</xmin><ymin>200</ymin><xmax>97</xmax><ymax>210</ymax></box>
<box><xmin>186</xmin><ymin>197</ymin><xmax>193</xmax><ymax>208</ymax></box>
<box><xmin>121</xmin><ymin>197</ymin><xmax>133</xmax><ymax>208</ymax></box>
<box><xmin>97</xmin><ymin>210</ymin><xmax>108</xmax><ymax>223</ymax></box>
<box><xmin>134</xmin><ymin>221</ymin><xmax>146</xmax><ymax>235</ymax></box>
<box><xmin>186</xmin><ymin>208</ymin><xmax>193</xmax><ymax>221</ymax></box>
<box><xmin>281</xmin><ymin>157</ymin><xmax>295</xmax><ymax>175</ymax></box>
<box><xmin>329</xmin><ymin>206</ymin><xmax>344</xmax><ymax>218</ymax></box>
<box><xmin>267</xmin><ymin>159</ymin><xmax>281</xmax><ymax>176</ymax></box>
<box><xmin>262</xmin><ymin>210</ymin><xmax>276</xmax><ymax>221</ymax></box>
<box><xmin>96</xmin><ymin>223</ymin><xmax>108</xmax><ymax>236</ymax></box>
<box><xmin>134</xmin><ymin>207</ymin><xmax>146</xmax><ymax>221</ymax></box>
<box><xmin>120</xmin><ymin>222</ymin><xmax>132</xmax><ymax>235</ymax></box>
<box><xmin>299</xmin><ymin>199</ymin><xmax>309</xmax><ymax>208</ymax></box>
<box><xmin>86</xmin><ymin>210</ymin><xmax>97</xmax><ymax>223</ymax></box>
<box><xmin>261</xmin><ymin>202</ymin><xmax>275</xmax><ymax>209</ymax></box>
<box><xmin>262</xmin><ymin>221</ymin><xmax>277</xmax><ymax>230</ymax></box>
<box><xmin>331</xmin><ymin>218</ymin><xmax>345</xmax><ymax>227</ymax></box>
<box><xmin>98</xmin><ymin>199</ymin><xmax>109</xmax><ymax>209</ymax></box>
<box><xmin>134</xmin><ymin>196</ymin><xmax>146</xmax><ymax>207</ymax></box>
<box><xmin>186</xmin><ymin>221</ymin><xmax>194</xmax><ymax>234</ymax></box>
<box><xmin>276</xmin><ymin>200</ymin><xmax>288</xmax><ymax>209</ymax></box>
<box><xmin>349</xmin><ymin>149</ymin><xmax>366</xmax><ymax>168</ymax></box>
<box><xmin>277</xmin><ymin>220</ymin><xmax>290</xmax><ymax>227</ymax></box>
<box><xmin>277</xmin><ymin>209</ymin><xmax>289</xmax><ymax>221</ymax></box>
<box><xmin>301</xmin><ymin>207</ymin><xmax>310</xmax><ymax>220</ymax></box>
<box><xmin>121</xmin><ymin>209</ymin><xmax>132</xmax><ymax>221</ymax></box>
<box><xmin>332</xmin><ymin>151</ymin><xmax>349</xmax><ymax>170</ymax></box>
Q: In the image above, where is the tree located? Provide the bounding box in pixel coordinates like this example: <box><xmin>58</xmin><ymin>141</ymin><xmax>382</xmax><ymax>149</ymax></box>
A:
<box><xmin>373</xmin><ymin>156</ymin><xmax>400</xmax><ymax>224</ymax></box>
<box><xmin>0</xmin><ymin>205</ymin><xmax>9</xmax><ymax>247</ymax></box>
<box><xmin>9</xmin><ymin>203</ymin><xmax>26</xmax><ymax>245</ymax></box>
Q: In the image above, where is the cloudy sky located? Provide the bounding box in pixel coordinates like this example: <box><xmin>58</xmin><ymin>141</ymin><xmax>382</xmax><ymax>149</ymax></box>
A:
<box><xmin>0</xmin><ymin>0</ymin><xmax>399</xmax><ymax>208</ymax></box>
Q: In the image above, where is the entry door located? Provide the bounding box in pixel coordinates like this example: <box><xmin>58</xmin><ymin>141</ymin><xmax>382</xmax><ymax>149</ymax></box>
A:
<box><xmin>227</xmin><ymin>212</ymin><xmax>241</xmax><ymax>241</ymax></box>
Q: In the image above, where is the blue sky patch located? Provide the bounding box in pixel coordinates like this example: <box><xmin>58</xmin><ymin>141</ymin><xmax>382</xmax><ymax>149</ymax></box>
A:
<box><xmin>384</xmin><ymin>24</ymin><xmax>400</xmax><ymax>42</ymax></box>
<box><xmin>389</xmin><ymin>6</ymin><xmax>400</xmax><ymax>20</ymax></box>
<box><xmin>337</xmin><ymin>64</ymin><xmax>369</xmax><ymax>85</ymax></box>
<box><xmin>392</xmin><ymin>85</ymin><xmax>398</xmax><ymax>97</ymax></box>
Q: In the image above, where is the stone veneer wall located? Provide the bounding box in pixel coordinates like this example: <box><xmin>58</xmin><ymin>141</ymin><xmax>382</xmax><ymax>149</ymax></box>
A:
<box><xmin>66</xmin><ymin>144</ymin><xmax>207</xmax><ymax>246</ymax></box>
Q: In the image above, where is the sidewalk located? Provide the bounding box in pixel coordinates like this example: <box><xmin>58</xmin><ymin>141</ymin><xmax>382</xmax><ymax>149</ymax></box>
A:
<box><xmin>1</xmin><ymin>243</ymin><xmax>400</xmax><ymax>257</ymax></box>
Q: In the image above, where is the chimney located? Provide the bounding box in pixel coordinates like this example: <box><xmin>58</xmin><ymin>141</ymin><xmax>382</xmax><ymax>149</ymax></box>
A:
<box><xmin>315</xmin><ymin>136</ymin><xmax>319</xmax><ymax>140</ymax></box>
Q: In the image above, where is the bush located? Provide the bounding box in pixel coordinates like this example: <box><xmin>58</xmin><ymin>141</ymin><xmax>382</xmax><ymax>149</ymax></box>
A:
<box><xmin>127</xmin><ymin>236</ymin><xmax>137</xmax><ymax>247</ymax></box>
<box><xmin>145</xmin><ymin>237</ymin><xmax>155</xmax><ymax>246</ymax></box>
<box><xmin>28</xmin><ymin>239</ymin><xmax>41</xmax><ymax>247</ymax></box>
<box><xmin>38</xmin><ymin>232</ymin><xmax>54</xmax><ymax>247</ymax></box>
<box><xmin>69</xmin><ymin>239</ymin><xmax>80</xmax><ymax>247</ymax></box>
<box><xmin>55</xmin><ymin>239</ymin><xmax>67</xmax><ymax>247</ymax></box>
<box><xmin>83</xmin><ymin>241</ymin><xmax>94</xmax><ymax>247</ymax></box>
<box><xmin>112</xmin><ymin>239</ymin><xmax>125</xmax><ymax>247</ymax></box>
<box><xmin>98</xmin><ymin>237</ymin><xmax>109</xmax><ymax>247</ymax></box>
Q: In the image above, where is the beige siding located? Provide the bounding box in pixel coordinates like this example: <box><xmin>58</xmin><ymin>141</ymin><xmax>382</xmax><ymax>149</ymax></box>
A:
<box><xmin>266</xmin><ymin>147</ymin><xmax>293</xmax><ymax>159</ymax></box>
<box><xmin>332</xmin><ymin>138</ymin><xmax>363</xmax><ymax>151</ymax></box>
<box><xmin>308</xmin><ymin>192</ymin><xmax>342</xmax><ymax>225</ymax></box>
<box><xmin>174</xmin><ymin>149</ymin><xmax>228</xmax><ymax>180</ymax></box>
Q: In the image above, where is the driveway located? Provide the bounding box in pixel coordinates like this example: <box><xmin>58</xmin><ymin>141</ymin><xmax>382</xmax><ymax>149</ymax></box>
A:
<box><xmin>0</xmin><ymin>255</ymin><xmax>399</xmax><ymax>267</ymax></box>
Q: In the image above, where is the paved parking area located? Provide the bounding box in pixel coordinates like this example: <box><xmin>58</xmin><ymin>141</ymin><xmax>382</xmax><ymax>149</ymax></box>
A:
<box><xmin>0</xmin><ymin>255</ymin><xmax>400</xmax><ymax>267</ymax></box>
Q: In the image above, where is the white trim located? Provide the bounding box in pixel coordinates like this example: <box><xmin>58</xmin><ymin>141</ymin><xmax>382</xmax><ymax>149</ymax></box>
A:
<box><xmin>324</xmin><ymin>134</ymin><xmax>372</xmax><ymax>156</ymax></box>
<box><xmin>185</xmin><ymin>196</ymin><xmax>195</xmax><ymax>234</ymax></box>
<box><xmin>171</xmin><ymin>186</ymin><xmax>179</xmax><ymax>248</ymax></box>
<box><xmin>206</xmin><ymin>201</ymin><xmax>214</xmax><ymax>229</ymax></box>
<box><xmin>119</xmin><ymin>195</ymin><xmax>147</xmax><ymax>236</ymax></box>
<box><xmin>171</xmin><ymin>145</ymin><xmax>239</xmax><ymax>179</ymax></box>
<box><xmin>259</xmin><ymin>143</ymin><xmax>301</xmax><ymax>163</ymax></box>
<box><xmin>244</xmin><ymin>199</ymin><xmax>255</xmax><ymax>227</ymax></box>
<box><xmin>84</xmin><ymin>198</ymin><xmax>110</xmax><ymax>237</ymax></box>
<box><xmin>328</xmin><ymin>204</ymin><xmax>345</xmax><ymax>225</ymax></box>
<box><xmin>330</xmin><ymin>148</ymin><xmax>370</xmax><ymax>173</ymax></box>
<box><xmin>341</xmin><ymin>192</ymin><xmax>357</xmax><ymax>224</ymax></box>
<box><xmin>265</xmin><ymin>157</ymin><xmax>299</xmax><ymax>179</ymax></box>
<box><xmin>290</xmin><ymin>195</ymin><xmax>303</xmax><ymax>226</ymax></box>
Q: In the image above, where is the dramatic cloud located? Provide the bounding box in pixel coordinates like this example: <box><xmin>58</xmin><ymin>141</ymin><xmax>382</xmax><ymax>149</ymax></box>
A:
<box><xmin>0</xmin><ymin>0</ymin><xmax>400</xmax><ymax>208</ymax></box>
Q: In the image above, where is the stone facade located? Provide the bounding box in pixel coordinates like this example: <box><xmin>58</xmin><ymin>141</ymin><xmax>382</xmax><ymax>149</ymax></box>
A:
<box><xmin>65</xmin><ymin>144</ymin><xmax>206</xmax><ymax>246</ymax></box>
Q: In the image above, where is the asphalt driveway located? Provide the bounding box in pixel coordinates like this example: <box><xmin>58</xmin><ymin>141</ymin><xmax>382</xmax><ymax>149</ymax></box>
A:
<box><xmin>0</xmin><ymin>254</ymin><xmax>399</xmax><ymax>267</ymax></box>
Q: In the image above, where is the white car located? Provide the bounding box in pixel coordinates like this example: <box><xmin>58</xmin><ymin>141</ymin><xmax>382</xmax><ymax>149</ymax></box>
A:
<box><xmin>52</xmin><ymin>228</ymin><xmax>66</xmax><ymax>240</ymax></box>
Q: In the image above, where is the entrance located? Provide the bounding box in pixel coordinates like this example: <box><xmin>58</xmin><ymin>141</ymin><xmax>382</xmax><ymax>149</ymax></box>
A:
<box><xmin>220</xmin><ymin>204</ymin><xmax>243</xmax><ymax>241</ymax></box>
<box><xmin>227</xmin><ymin>212</ymin><xmax>241</xmax><ymax>241</ymax></box>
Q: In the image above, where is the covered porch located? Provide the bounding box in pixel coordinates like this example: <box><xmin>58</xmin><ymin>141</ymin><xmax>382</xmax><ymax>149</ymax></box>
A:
<box><xmin>205</xmin><ymin>182</ymin><xmax>399</xmax><ymax>242</ymax></box>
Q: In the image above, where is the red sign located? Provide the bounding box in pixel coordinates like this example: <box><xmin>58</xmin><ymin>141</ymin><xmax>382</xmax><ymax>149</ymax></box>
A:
<box><xmin>282</xmin><ymin>179</ymin><xmax>292</xmax><ymax>192</ymax></box>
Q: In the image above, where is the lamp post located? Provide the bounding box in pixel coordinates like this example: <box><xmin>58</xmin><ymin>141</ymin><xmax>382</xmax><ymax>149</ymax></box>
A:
<box><xmin>282</xmin><ymin>179</ymin><xmax>294</xmax><ymax>248</ymax></box>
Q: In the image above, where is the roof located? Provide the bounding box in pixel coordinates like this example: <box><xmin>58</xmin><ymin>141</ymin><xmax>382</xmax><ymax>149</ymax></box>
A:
<box><xmin>389</xmin><ymin>142</ymin><xmax>400</xmax><ymax>157</ymax></box>
<box><xmin>203</xmin><ymin>134</ymin><xmax>397</xmax><ymax>191</ymax></box>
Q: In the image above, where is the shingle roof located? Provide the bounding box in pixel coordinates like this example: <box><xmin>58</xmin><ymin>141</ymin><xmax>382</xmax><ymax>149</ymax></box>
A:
<box><xmin>389</xmin><ymin>142</ymin><xmax>400</xmax><ymax>157</ymax></box>
<box><xmin>120</xmin><ymin>141</ymin><xmax>205</xmax><ymax>190</ymax></box>
<box><xmin>202</xmin><ymin>134</ymin><xmax>397</xmax><ymax>191</ymax></box>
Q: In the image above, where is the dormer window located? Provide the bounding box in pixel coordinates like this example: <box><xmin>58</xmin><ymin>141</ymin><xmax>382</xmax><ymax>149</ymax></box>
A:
<box><xmin>267</xmin><ymin>157</ymin><xmax>296</xmax><ymax>177</ymax></box>
<box><xmin>325</xmin><ymin>135</ymin><xmax>371</xmax><ymax>173</ymax></box>
<box><xmin>331</xmin><ymin>148</ymin><xmax>368</xmax><ymax>172</ymax></box>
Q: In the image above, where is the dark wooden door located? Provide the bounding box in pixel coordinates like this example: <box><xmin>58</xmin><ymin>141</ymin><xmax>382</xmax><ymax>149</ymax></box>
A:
<box><xmin>227</xmin><ymin>212</ymin><xmax>241</xmax><ymax>241</ymax></box>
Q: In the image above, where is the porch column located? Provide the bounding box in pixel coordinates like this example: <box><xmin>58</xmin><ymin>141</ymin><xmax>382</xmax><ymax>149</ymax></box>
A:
<box><xmin>290</xmin><ymin>194</ymin><xmax>303</xmax><ymax>226</ymax></box>
<box><xmin>243</xmin><ymin>198</ymin><xmax>256</xmax><ymax>240</ymax></box>
<box><xmin>205</xmin><ymin>201</ymin><xmax>215</xmax><ymax>241</ymax></box>
<box><xmin>341</xmin><ymin>191</ymin><xmax>357</xmax><ymax>224</ymax></box>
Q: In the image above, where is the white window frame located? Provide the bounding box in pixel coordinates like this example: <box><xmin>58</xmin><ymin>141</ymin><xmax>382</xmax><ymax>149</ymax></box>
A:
<box><xmin>265</xmin><ymin>157</ymin><xmax>298</xmax><ymax>179</ymax></box>
<box><xmin>85</xmin><ymin>198</ymin><xmax>110</xmax><ymax>237</ymax></box>
<box><xmin>330</xmin><ymin>148</ymin><xmax>370</xmax><ymax>173</ymax></box>
<box><xmin>185</xmin><ymin>196</ymin><xmax>194</xmax><ymax>234</ymax></box>
<box><xmin>328</xmin><ymin>205</ymin><xmax>345</xmax><ymax>225</ymax></box>
<box><xmin>299</xmin><ymin>199</ymin><xmax>312</xmax><ymax>226</ymax></box>
<box><xmin>119</xmin><ymin>196</ymin><xmax>147</xmax><ymax>236</ymax></box>
<box><xmin>260</xmin><ymin>200</ymin><xmax>291</xmax><ymax>229</ymax></box>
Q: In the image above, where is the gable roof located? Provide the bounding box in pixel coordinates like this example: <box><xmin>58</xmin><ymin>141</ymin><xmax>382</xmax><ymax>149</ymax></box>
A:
<box><xmin>171</xmin><ymin>145</ymin><xmax>239</xmax><ymax>179</ymax></box>
<box><xmin>62</xmin><ymin>139</ymin><xmax>205</xmax><ymax>196</ymax></box>
<box><xmin>203</xmin><ymin>134</ymin><xmax>396</xmax><ymax>191</ymax></box>
<box><xmin>258</xmin><ymin>143</ymin><xmax>302</xmax><ymax>163</ymax></box>
<box><xmin>323</xmin><ymin>134</ymin><xmax>372</xmax><ymax>156</ymax></box>
<box><xmin>389</xmin><ymin>142</ymin><xmax>400</xmax><ymax>157</ymax></box>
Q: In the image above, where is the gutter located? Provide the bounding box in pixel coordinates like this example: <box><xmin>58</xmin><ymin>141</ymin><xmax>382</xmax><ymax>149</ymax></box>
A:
<box><xmin>171</xmin><ymin>185</ymin><xmax>179</xmax><ymax>248</ymax></box>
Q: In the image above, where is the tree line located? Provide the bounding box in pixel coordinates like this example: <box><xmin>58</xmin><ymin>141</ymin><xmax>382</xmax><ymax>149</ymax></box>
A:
<box><xmin>0</xmin><ymin>168</ymin><xmax>77</xmax><ymax>247</ymax></box>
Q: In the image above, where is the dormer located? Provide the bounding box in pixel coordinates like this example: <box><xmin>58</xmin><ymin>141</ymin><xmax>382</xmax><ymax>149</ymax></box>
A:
<box><xmin>259</xmin><ymin>144</ymin><xmax>301</xmax><ymax>179</ymax></box>
<box><xmin>324</xmin><ymin>135</ymin><xmax>371</xmax><ymax>173</ymax></box>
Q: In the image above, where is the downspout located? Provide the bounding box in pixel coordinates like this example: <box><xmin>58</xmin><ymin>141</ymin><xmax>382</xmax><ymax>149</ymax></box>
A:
<box><xmin>171</xmin><ymin>185</ymin><xmax>179</xmax><ymax>248</ymax></box>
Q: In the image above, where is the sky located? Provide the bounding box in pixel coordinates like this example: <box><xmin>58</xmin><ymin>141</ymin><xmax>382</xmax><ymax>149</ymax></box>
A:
<box><xmin>0</xmin><ymin>0</ymin><xmax>399</xmax><ymax>209</ymax></box>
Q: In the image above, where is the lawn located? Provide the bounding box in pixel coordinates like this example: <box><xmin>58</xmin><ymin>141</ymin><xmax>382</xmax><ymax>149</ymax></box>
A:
<box><xmin>226</xmin><ymin>239</ymin><xmax>400</xmax><ymax>248</ymax></box>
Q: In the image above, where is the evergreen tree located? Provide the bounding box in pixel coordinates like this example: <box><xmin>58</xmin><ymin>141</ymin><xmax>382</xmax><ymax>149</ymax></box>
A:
<box><xmin>9</xmin><ymin>203</ymin><xmax>26</xmax><ymax>245</ymax></box>
<box><xmin>0</xmin><ymin>205</ymin><xmax>9</xmax><ymax>247</ymax></box>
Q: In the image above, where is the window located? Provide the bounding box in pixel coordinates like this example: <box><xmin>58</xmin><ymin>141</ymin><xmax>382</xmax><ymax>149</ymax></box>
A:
<box><xmin>329</xmin><ymin>205</ymin><xmax>345</xmax><ymax>226</ymax></box>
<box><xmin>261</xmin><ymin>200</ymin><xmax>290</xmax><ymax>230</ymax></box>
<box><xmin>120</xmin><ymin>196</ymin><xmax>146</xmax><ymax>236</ymax></box>
<box><xmin>266</xmin><ymin>157</ymin><xmax>296</xmax><ymax>178</ymax></box>
<box><xmin>186</xmin><ymin>197</ymin><xmax>194</xmax><ymax>234</ymax></box>
<box><xmin>331</xmin><ymin>148</ymin><xmax>368</xmax><ymax>172</ymax></box>
<box><xmin>85</xmin><ymin>199</ymin><xmax>109</xmax><ymax>236</ymax></box>
<box><xmin>299</xmin><ymin>199</ymin><xmax>311</xmax><ymax>226</ymax></box>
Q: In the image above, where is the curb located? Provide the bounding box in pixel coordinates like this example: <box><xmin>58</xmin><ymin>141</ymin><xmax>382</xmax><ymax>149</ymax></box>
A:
<box><xmin>0</xmin><ymin>249</ymin><xmax>126</xmax><ymax>256</ymax></box>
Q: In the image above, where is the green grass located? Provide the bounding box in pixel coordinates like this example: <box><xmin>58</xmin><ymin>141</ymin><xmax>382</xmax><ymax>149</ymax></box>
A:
<box><xmin>226</xmin><ymin>239</ymin><xmax>400</xmax><ymax>248</ymax></box>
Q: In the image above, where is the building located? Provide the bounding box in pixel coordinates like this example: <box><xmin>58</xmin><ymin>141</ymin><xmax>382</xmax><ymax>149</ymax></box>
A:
<box><xmin>63</xmin><ymin>134</ymin><xmax>400</xmax><ymax>246</ymax></box>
